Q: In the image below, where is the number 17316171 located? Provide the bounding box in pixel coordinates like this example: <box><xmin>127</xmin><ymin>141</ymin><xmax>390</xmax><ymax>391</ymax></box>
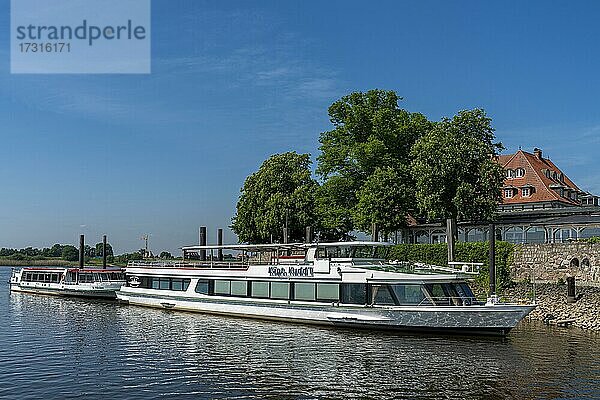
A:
<box><xmin>19</xmin><ymin>42</ymin><xmax>71</xmax><ymax>53</ymax></box>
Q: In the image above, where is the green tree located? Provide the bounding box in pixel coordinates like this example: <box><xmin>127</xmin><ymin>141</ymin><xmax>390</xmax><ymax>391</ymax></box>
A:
<box><xmin>49</xmin><ymin>244</ymin><xmax>63</xmax><ymax>257</ymax></box>
<box><xmin>159</xmin><ymin>251</ymin><xmax>172</xmax><ymax>259</ymax></box>
<box><xmin>61</xmin><ymin>245</ymin><xmax>79</xmax><ymax>262</ymax></box>
<box><xmin>317</xmin><ymin>89</ymin><xmax>432</xmax><ymax>236</ymax></box>
<box><xmin>95</xmin><ymin>242</ymin><xmax>114</xmax><ymax>257</ymax></box>
<box><xmin>411</xmin><ymin>108</ymin><xmax>504</xmax><ymax>223</ymax></box>
<box><xmin>231</xmin><ymin>152</ymin><xmax>319</xmax><ymax>243</ymax></box>
<box><xmin>353</xmin><ymin>166</ymin><xmax>413</xmax><ymax>235</ymax></box>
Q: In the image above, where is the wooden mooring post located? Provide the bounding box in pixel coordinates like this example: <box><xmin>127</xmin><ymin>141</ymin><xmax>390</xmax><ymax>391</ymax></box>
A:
<box><xmin>102</xmin><ymin>235</ymin><xmax>107</xmax><ymax>268</ymax></box>
<box><xmin>567</xmin><ymin>276</ymin><xmax>576</xmax><ymax>303</ymax></box>
<box><xmin>489</xmin><ymin>223</ymin><xmax>496</xmax><ymax>296</ymax></box>
<box><xmin>79</xmin><ymin>234</ymin><xmax>85</xmax><ymax>269</ymax></box>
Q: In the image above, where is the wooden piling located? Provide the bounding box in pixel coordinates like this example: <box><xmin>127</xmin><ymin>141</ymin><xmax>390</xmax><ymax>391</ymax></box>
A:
<box><xmin>489</xmin><ymin>223</ymin><xmax>496</xmax><ymax>296</ymax></box>
<box><xmin>217</xmin><ymin>228</ymin><xmax>223</xmax><ymax>261</ymax></box>
<box><xmin>102</xmin><ymin>235</ymin><xmax>107</xmax><ymax>268</ymax></box>
<box><xmin>79</xmin><ymin>234</ymin><xmax>84</xmax><ymax>269</ymax></box>
<box><xmin>199</xmin><ymin>226</ymin><xmax>207</xmax><ymax>261</ymax></box>
<box><xmin>567</xmin><ymin>276</ymin><xmax>576</xmax><ymax>303</ymax></box>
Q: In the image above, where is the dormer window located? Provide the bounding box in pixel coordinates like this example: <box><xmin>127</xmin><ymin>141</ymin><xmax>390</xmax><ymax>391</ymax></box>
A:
<box><xmin>515</xmin><ymin>168</ymin><xmax>525</xmax><ymax>178</ymax></box>
<box><xmin>505</xmin><ymin>169</ymin><xmax>515</xmax><ymax>179</ymax></box>
<box><xmin>545</xmin><ymin>169</ymin><xmax>551</xmax><ymax>179</ymax></box>
<box><xmin>522</xmin><ymin>187</ymin><xmax>531</xmax><ymax>197</ymax></box>
<box><xmin>504</xmin><ymin>188</ymin><xmax>514</xmax><ymax>198</ymax></box>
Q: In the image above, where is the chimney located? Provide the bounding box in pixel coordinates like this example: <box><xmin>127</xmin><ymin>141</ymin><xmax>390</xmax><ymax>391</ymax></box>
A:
<box><xmin>533</xmin><ymin>148</ymin><xmax>543</xmax><ymax>160</ymax></box>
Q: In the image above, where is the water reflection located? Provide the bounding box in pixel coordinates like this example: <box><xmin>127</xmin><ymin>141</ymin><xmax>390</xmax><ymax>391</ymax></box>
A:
<box><xmin>1</xmin><ymin>268</ymin><xmax>598</xmax><ymax>399</ymax></box>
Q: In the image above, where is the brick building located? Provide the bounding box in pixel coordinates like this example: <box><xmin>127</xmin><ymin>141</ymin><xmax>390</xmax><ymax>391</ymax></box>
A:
<box><xmin>402</xmin><ymin>148</ymin><xmax>600</xmax><ymax>244</ymax></box>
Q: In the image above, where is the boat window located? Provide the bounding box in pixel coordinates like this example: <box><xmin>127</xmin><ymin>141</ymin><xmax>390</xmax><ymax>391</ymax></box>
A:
<box><xmin>270</xmin><ymin>282</ymin><xmax>290</xmax><ymax>299</ymax></box>
<box><xmin>424</xmin><ymin>284</ymin><xmax>452</xmax><ymax>306</ymax></box>
<box><xmin>371</xmin><ymin>285</ymin><xmax>395</xmax><ymax>305</ymax></box>
<box><xmin>352</xmin><ymin>246</ymin><xmax>376</xmax><ymax>258</ymax></box>
<box><xmin>44</xmin><ymin>274</ymin><xmax>51</xmax><ymax>282</ymax></box>
<box><xmin>316</xmin><ymin>247</ymin><xmax>328</xmax><ymax>259</ymax></box>
<box><xmin>151</xmin><ymin>278</ymin><xmax>160</xmax><ymax>289</ymax></box>
<box><xmin>214</xmin><ymin>280</ymin><xmax>231</xmax><ymax>295</ymax></box>
<box><xmin>158</xmin><ymin>278</ymin><xmax>169</xmax><ymax>290</ymax></box>
<box><xmin>390</xmin><ymin>284</ymin><xmax>426</xmax><ymax>305</ymax></box>
<box><xmin>51</xmin><ymin>274</ymin><xmax>59</xmax><ymax>283</ymax></box>
<box><xmin>316</xmin><ymin>283</ymin><xmax>339</xmax><ymax>301</ymax></box>
<box><xmin>328</xmin><ymin>246</ymin><xmax>352</xmax><ymax>258</ymax></box>
<box><xmin>294</xmin><ymin>282</ymin><xmax>316</xmax><ymax>301</ymax></box>
<box><xmin>251</xmin><ymin>281</ymin><xmax>269</xmax><ymax>298</ymax></box>
<box><xmin>195</xmin><ymin>279</ymin><xmax>210</xmax><ymax>294</ymax></box>
<box><xmin>455</xmin><ymin>283</ymin><xmax>475</xmax><ymax>298</ymax></box>
<box><xmin>427</xmin><ymin>284</ymin><xmax>445</xmax><ymax>297</ymax></box>
<box><xmin>100</xmin><ymin>273</ymin><xmax>109</xmax><ymax>281</ymax></box>
<box><xmin>23</xmin><ymin>273</ymin><xmax>31</xmax><ymax>282</ymax></box>
<box><xmin>231</xmin><ymin>281</ymin><xmax>248</xmax><ymax>296</ymax></box>
<box><xmin>137</xmin><ymin>276</ymin><xmax>150</xmax><ymax>288</ymax></box>
<box><xmin>341</xmin><ymin>284</ymin><xmax>366</xmax><ymax>304</ymax></box>
<box><xmin>171</xmin><ymin>279</ymin><xmax>184</xmax><ymax>291</ymax></box>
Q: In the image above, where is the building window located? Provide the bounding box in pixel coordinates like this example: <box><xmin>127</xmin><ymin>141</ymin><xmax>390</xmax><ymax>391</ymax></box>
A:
<box><xmin>504</xmin><ymin>188</ymin><xmax>514</xmax><ymax>198</ymax></box>
<box><xmin>522</xmin><ymin>187</ymin><xmax>531</xmax><ymax>197</ymax></box>
<box><xmin>505</xmin><ymin>169</ymin><xmax>514</xmax><ymax>179</ymax></box>
<box><xmin>515</xmin><ymin>168</ymin><xmax>525</xmax><ymax>178</ymax></box>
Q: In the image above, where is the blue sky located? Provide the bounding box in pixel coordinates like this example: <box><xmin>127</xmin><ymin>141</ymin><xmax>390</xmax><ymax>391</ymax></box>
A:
<box><xmin>2</xmin><ymin>0</ymin><xmax>600</xmax><ymax>254</ymax></box>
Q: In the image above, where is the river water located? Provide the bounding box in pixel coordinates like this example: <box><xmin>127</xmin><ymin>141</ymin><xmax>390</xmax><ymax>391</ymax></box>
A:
<box><xmin>1</xmin><ymin>268</ymin><xmax>598</xmax><ymax>399</ymax></box>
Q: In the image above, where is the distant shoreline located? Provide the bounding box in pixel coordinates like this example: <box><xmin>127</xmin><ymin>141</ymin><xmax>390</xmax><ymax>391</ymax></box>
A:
<box><xmin>0</xmin><ymin>259</ymin><xmax>77</xmax><ymax>267</ymax></box>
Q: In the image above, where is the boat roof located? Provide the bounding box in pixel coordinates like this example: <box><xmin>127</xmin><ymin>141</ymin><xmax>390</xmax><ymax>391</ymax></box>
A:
<box><xmin>22</xmin><ymin>267</ymin><xmax>122</xmax><ymax>272</ymax></box>
<box><xmin>181</xmin><ymin>241</ymin><xmax>393</xmax><ymax>251</ymax></box>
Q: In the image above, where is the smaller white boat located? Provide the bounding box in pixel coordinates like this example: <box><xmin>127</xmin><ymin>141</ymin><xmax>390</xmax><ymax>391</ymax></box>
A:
<box><xmin>9</xmin><ymin>267</ymin><xmax>126</xmax><ymax>299</ymax></box>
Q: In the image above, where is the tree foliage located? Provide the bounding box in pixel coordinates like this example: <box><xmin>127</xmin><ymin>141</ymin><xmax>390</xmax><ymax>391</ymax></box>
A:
<box><xmin>61</xmin><ymin>245</ymin><xmax>79</xmax><ymax>262</ymax></box>
<box><xmin>410</xmin><ymin>109</ymin><xmax>504</xmax><ymax>222</ymax></box>
<box><xmin>159</xmin><ymin>251</ymin><xmax>173</xmax><ymax>259</ymax></box>
<box><xmin>316</xmin><ymin>89</ymin><xmax>432</xmax><ymax>236</ymax></box>
<box><xmin>95</xmin><ymin>242</ymin><xmax>114</xmax><ymax>257</ymax></box>
<box><xmin>231</xmin><ymin>152</ymin><xmax>319</xmax><ymax>243</ymax></box>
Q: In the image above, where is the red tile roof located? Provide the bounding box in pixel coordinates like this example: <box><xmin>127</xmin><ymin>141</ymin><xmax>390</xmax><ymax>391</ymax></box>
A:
<box><xmin>498</xmin><ymin>149</ymin><xmax>581</xmax><ymax>206</ymax></box>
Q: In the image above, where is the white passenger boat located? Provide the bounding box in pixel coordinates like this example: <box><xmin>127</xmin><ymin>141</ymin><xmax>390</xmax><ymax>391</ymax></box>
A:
<box><xmin>10</xmin><ymin>267</ymin><xmax>126</xmax><ymax>298</ymax></box>
<box><xmin>116</xmin><ymin>241</ymin><xmax>535</xmax><ymax>336</ymax></box>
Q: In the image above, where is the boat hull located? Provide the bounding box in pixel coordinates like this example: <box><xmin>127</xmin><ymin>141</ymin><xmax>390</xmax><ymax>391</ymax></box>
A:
<box><xmin>10</xmin><ymin>283</ymin><xmax>120</xmax><ymax>299</ymax></box>
<box><xmin>116</xmin><ymin>289</ymin><xmax>535</xmax><ymax>336</ymax></box>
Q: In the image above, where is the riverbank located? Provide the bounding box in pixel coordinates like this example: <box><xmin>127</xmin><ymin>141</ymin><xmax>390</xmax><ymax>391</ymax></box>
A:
<box><xmin>0</xmin><ymin>259</ymin><xmax>76</xmax><ymax>267</ymax></box>
<box><xmin>502</xmin><ymin>282</ymin><xmax>600</xmax><ymax>332</ymax></box>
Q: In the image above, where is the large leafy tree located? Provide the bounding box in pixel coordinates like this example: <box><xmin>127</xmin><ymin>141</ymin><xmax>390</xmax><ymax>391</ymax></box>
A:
<box><xmin>95</xmin><ymin>242</ymin><xmax>114</xmax><ymax>257</ymax></box>
<box><xmin>231</xmin><ymin>152</ymin><xmax>319</xmax><ymax>243</ymax></box>
<box><xmin>411</xmin><ymin>108</ymin><xmax>504</xmax><ymax>223</ymax></box>
<box><xmin>316</xmin><ymin>89</ymin><xmax>432</xmax><ymax>237</ymax></box>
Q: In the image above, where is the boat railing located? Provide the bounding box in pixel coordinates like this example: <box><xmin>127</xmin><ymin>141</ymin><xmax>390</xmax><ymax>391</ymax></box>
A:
<box><xmin>414</xmin><ymin>262</ymin><xmax>481</xmax><ymax>275</ymax></box>
<box><xmin>127</xmin><ymin>260</ymin><xmax>253</xmax><ymax>269</ymax></box>
<box><xmin>418</xmin><ymin>296</ymin><xmax>480</xmax><ymax>306</ymax></box>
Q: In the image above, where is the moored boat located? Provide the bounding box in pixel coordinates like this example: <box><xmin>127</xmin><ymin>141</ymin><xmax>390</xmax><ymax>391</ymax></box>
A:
<box><xmin>10</xmin><ymin>266</ymin><xmax>126</xmax><ymax>298</ymax></box>
<box><xmin>116</xmin><ymin>241</ymin><xmax>536</xmax><ymax>336</ymax></box>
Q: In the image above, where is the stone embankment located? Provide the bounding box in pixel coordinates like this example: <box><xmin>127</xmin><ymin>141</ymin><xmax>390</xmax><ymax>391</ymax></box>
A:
<box><xmin>502</xmin><ymin>282</ymin><xmax>600</xmax><ymax>331</ymax></box>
